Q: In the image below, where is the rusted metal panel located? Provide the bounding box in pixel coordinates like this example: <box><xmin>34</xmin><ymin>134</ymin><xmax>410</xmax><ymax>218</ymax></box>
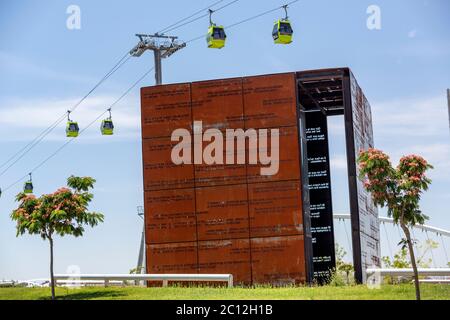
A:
<box><xmin>141</xmin><ymin>83</ymin><xmax>192</xmax><ymax>139</ymax></box>
<box><xmin>147</xmin><ymin>242</ymin><xmax>197</xmax><ymax>274</ymax></box>
<box><xmin>191</xmin><ymin>78</ymin><xmax>244</xmax><ymax>131</ymax></box>
<box><xmin>198</xmin><ymin>239</ymin><xmax>251</xmax><ymax>284</ymax></box>
<box><xmin>251</xmin><ymin>235</ymin><xmax>306</xmax><ymax>285</ymax></box>
<box><xmin>248</xmin><ymin>180</ymin><xmax>303</xmax><ymax>238</ymax></box>
<box><xmin>243</xmin><ymin>73</ymin><xmax>297</xmax><ymax>129</ymax></box>
<box><xmin>194</xmin><ymin>162</ymin><xmax>247</xmax><ymax>187</ymax></box>
<box><xmin>246</xmin><ymin>126</ymin><xmax>300</xmax><ymax>183</ymax></box>
<box><xmin>145</xmin><ymin>189</ymin><xmax>197</xmax><ymax>244</ymax></box>
<box><xmin>194</xmin><ymin>133</ymin><xmax>247</xmax><ymax>187</ymax></box>
<box><xmin>196</xmin><ymin>184</ymin><xmax>249</xmax><ymax>241</ymax></box>
<box><xmin>142</xmin><ymin>137</ymin><xmax>194</xmax><ymax>191</ymax></box>
<box><xmin>141</xmin><ymin>72</ymin><xmax>310</xmax><ymax>285</ymax></box>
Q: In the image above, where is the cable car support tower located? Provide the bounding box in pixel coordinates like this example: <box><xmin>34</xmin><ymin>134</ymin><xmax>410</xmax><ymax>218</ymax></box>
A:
<box><xmin>130</xmin><ymin>34</ymin><xmax>186</xmax><ymax>85</ymax></box>
<box><xmin>130</xmin><ymin>34</ymin><xmax>185</xmax><ymax>274</ymax></box>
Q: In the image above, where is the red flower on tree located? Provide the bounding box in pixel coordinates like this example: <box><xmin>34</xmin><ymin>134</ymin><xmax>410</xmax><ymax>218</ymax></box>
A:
<box><xmin>10</xmin><ymin>176</ymin><xmax>104</xmax><ymax>300</ymax></box>
<box><xmin>358</xmin><ymin>149</ymin><xmax>433</xmax><ymax>300</ymax></box>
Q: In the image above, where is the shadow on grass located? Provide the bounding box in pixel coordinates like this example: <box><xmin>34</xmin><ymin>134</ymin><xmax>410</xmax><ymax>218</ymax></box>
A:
<box><xmin>38</xmin><ymin>289</ymin><xmax>127</xmax><ymax>300</ymax></box>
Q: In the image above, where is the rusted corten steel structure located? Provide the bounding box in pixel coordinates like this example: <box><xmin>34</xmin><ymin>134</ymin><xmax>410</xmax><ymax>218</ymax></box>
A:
<box><xmin>141</xmin><ymin>68</ymin><xmax>380</xmax><ymax>285</ymax></box>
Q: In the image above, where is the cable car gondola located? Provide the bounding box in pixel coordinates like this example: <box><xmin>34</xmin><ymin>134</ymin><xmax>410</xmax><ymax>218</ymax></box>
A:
<box><xmin>101</xmin><ymin>108</ymin><xmax>114</xmax><ymax>135</ymax></box>
<box><xmin>24</xmin><ymin>173</ymin><xmax>33</xmax><ymax>194</ymax></box>
<box><xmin>206</xmin><ymin>9</ymin><xmax>226</xmax><ymax>49</ymax></box>
<box><xmin>273</xmin><ymin>5</ymin><xmax>293</xmax><ymax>45</ymax></box>
<box><xmin>66</xmin><ymin>110</ymin><xmax>79</xmax><ymax>138</ymax></box>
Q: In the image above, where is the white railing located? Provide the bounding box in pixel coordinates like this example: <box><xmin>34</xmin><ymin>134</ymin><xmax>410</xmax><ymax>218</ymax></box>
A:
<box><xmin>334</xmin><ymin>214</ymin><xmax>450</xmax><ymax>237</ymax></box>
<box><xmin>419</xmin><ymin>279</ymin><xmax>450</xmax><ymax>284</ymax></box>
<box><xmin>366</xmin><ymin>268</ymin><xmax>450</xmax><ymax>277</ymax></box>
<box><xmin>54</xmin><ymin>274</ymin><xmax>234</xmax><ymax>288</ymax></box>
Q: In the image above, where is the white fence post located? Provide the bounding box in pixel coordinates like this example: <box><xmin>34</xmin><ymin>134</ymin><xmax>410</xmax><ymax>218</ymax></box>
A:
<box><xmin>53</xmin><ymin>274</ymin><xmax>234</xmax><ymax>288</ymax></box>
<box><xmin>228</xmin><ymin>275</ymin><xmax>233</xmax><ymax>288</ymax></box>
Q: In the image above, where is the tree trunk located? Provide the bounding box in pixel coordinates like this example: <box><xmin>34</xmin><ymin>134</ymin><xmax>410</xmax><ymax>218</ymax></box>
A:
<box><xmin>401</xmin><ymin>223</ymin><xmax>421</xmax><ymax>300</ymax></box>
<box><xmin>49</xmin><ymin>237</ymin><xmax>55</xmax><ymax>300</ymax></box>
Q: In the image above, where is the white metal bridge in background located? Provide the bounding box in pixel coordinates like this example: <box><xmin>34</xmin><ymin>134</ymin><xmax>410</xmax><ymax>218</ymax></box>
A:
<box><xmin>333</xmin><ymin>214</ymin><xmax>450</xmax><ymax>268</ymax></box>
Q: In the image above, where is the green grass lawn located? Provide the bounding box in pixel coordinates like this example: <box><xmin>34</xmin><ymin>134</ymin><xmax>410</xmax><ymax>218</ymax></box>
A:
<box><xmin>0</xmin><ymin>284</ymin><xmax>449</xmax><ymax>300</ymax></box>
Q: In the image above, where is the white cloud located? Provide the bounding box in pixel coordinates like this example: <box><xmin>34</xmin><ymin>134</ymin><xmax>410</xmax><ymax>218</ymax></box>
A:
<box><xmin>372</xmin><ymin>95</ymin><xmax>448</xmax><ymax>137</ymax></box>
<box><xmin>371</xmin><ymin>94</ymin><xmax>450</xmax><ymax>181</ymax></box>
<box><xmin>325</xmin><ymin>94</ymin><xmax>450</xmax><ymax>183</ymax></box>
<box><xmin>0</xmin><ymin>51</ymin><xmax>94</xmax><ymax>84</ymax></box>
<box><xmin>382</xmin><ymin>142</ymin><xmax>450</xmax><ymax>181</ymax></box>
<box><xmin>0</xmin><ymin>95</ymin><xmax>141</xmax><ymax>142</ymax></box>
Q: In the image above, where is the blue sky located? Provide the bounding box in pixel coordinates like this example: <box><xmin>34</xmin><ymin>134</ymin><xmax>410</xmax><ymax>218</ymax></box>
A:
<box><xmin>0</xmin><ymin>0</ymin><xmax>449</xmax><ymax>280</ymax></box>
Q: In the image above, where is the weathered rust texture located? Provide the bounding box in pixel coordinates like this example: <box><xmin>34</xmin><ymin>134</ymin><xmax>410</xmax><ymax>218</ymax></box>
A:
<box><xmin>246</xmin><ymin>126</ymin><xmax>300</xmax><ymax>183</ymax></box>
<box><xmin>251</xmin><ymin>235</ymin><xmax>306</xmax><ymax>285</ymax></box>
<box><xmin>198</xmin><ymin>239</ymin><xmax>251</xmax><ymax>284</ymax></box>
<box><xmin>141</xmin><ymin>83</ymin><xmax>192</xmax><ymax>139</ymax></box>
<box><xmin>243</xmin><ymin>73</ymin><xmax>297</xmax><ymax>129</ymax></box>
<box><xmin>145</xmin><ymin>189</ymin><xmax>197</xmax><ymax>244</ymax></box>
<box><xmin>194</xmin><ymin>133</ymin><xmax>247</xmax><ymax>187</ymax></box>
<box><xmin>142</xmin><ymin>137</ymin><xmax>194</xmax><ymax>191</ymax></box>
<box><xmin>146</xmin><ymin>242</ymin><xmax>198</xmax><ymax>273</ymax></box>
<box><xmin>248</xmin><ymin>180</ymin><xmax>303</xmax><ymax>238</ymax></box>
<box><xmin>191</xmin><ymin>78</ymin><xmax>244</xmax><ymax>131</ymax></box>
<box><xmin>142</xmin><ymin>73</ymin><xmax>306</xmax><ymax>285</ymax></box>
<box><xmin>196</xmin><ymin>184</ymin><xmax>249</xmax><ymax>241</ymax></box>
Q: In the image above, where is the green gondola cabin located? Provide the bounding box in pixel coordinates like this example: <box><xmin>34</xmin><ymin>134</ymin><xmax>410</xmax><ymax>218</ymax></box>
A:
<box><xmin>101</xmin><ymin>119</ymin><xmax>114</xmax><ymax>135</ymax></box>
<box><xmin>23</xmin><ymin>181</ymin><xmax>33</xmax><ymax>194</ymax></box>
<box><xmin>66</xmin><ymin>121</ymin><xmax>79</xmax><ymax>137</ymax></box>
<box><xmin>207</xmin><ymin>25</ymin><xmax>226</xmax><ymax>49</ymax></box>
<box><xmin>272</xmin><ymin>20</ymin><xmax>293</xmax><ymax>44</ymax></box>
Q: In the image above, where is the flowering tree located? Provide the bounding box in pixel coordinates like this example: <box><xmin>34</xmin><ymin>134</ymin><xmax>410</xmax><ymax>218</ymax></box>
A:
<box><xmin>358</xmin><ymin>149</ymin><xmax>432</xmax><ymax>300</ymax></box>
<box><xmin>11</xmin><ymin>176</ymin><xmax>104</xmax><ymax>300</ymax></box>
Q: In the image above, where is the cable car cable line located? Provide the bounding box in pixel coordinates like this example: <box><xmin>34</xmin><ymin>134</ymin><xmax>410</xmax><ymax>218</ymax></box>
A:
<box><xmin>225</xmin><ymin>0</ymin><xmax>298</xmax><ymax>30</ymax></box>
<box><xmin>0</xmin><ymin>51</ymin><xmax>132</xmax><ymax>177</ymax></box>
<box><xmin>1</xmin><ymin>67</ymin><xmax>155</xmax><ymax>195</ymax></box>
<box><xmin>0</xmin><ymin>0</ymin><xmax>244</xmax><ymax>175</ymax></box>
<box><xmin>158</xmin><ymin>0</ymin><xmax>241</xmax><ymax>36</ymax></box>
<box><xmin>0</xmin><ymin>51</ymin><xmax>130</xmax><ymax>170</ymax></box>
<box><xmin>1</xmin><ymin>0</ymin><xmax>301</xmax><ymax>194</ymax></box>
<box><xmin>157</xmin><ymin>0</ymin><xmax>226</xmax><ymax>35</ymax></box>
<box><xmin>185</xmin><ymin>0</ymin><xmax>300</xmax><ymax>45</ymax></box>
